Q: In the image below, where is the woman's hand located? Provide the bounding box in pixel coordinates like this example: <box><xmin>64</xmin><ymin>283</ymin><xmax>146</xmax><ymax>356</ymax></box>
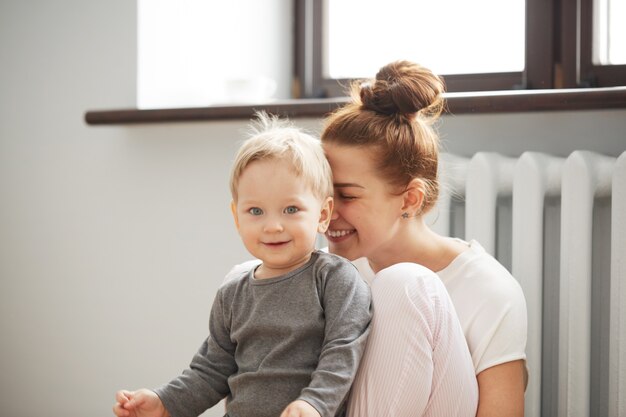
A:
<box><xmin>280</xmin><ymin>400</ymin><xmax>321</xmax><ymax>417</ymax></box>
<box><xmin>112</xmin><ymin>389</ymin><xmax>170</xmax><ymax>417</ymax></box>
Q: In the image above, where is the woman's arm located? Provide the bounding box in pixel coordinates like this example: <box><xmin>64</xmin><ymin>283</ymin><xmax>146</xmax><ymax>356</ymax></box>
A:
<box><xmin>476</xmin><ymin>360</ymin><xmax>526</xmax><ymax>417</ymax></box>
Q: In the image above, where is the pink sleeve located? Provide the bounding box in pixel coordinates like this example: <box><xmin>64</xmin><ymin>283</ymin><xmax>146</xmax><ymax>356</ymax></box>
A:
<box><xmin>347</xmin><ymin>263</ymin><xmax>477</xmax><ymax>417</ymax></box>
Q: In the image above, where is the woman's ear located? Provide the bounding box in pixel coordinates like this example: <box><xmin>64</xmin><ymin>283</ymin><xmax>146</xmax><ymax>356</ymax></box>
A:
<box><xmin>317</xmin><ymin>197</ymin><xmax>334</xmax><ymax>233</ymax></box>
<box><xmin>401</xmin><ymin>178</ymin><xmax>426</xmax><ymax>216</ymax></box>
<box><xmin>230</xmin><ymin>201</ymin><xmax>240</xmax><ymax>230</ymax></box>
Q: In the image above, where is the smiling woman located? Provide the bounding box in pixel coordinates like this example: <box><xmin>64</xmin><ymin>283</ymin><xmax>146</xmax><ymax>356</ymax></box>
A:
<box><xmin>320</xmin><ymin>60</ymin><xmax>527</xmax><ymax>417</ymax></box>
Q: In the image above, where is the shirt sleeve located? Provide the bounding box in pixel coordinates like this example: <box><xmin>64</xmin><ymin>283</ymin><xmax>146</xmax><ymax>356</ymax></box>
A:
<box><xmin>298</xmin><ymin>260</ymin><xmax>372</xmax><ymax>417</ymax></box>
<box><xmin>154</xmin><ymin>290</ymin><xmax>237</xmax><ymax>417</ymax></box>
<box><xmin>472</xmin><ymin>276</ymin><xmax>528</xmax><ymax>374</ymax></box>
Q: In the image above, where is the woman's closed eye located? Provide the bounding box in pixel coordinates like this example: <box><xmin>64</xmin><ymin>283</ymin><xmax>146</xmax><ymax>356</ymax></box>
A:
<box><xmin>338</xmin><ymin>193</ymin><xmax>357</xmax><ymax>201</ymax></box>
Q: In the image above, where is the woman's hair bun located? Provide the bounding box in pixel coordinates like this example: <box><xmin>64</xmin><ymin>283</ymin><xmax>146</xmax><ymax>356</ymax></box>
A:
<box><xmin>358</xmin><ymin>60</ymin><xmax>445</xmax><ymax>117</ymax></box>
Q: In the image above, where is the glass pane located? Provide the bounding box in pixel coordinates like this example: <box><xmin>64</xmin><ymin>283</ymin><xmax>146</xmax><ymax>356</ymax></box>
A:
<box><xmin>138</xmin><ymin>0</ymin><xmax>289</xmax><ymax>109</ymax></box>
<box><xmin>324</xmin><ymin>0</ymin><xmax>525</xmax><ymax>79</ymax></box>
<box><xmin>594</xmin><ymin>0</ymin><xmax>626</xmax><ymax>64</ymax></box>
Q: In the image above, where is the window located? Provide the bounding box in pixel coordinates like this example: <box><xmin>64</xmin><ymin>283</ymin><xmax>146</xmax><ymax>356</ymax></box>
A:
<box><xmin>137</xmin><ymin>0</ymin><xmax>291</xmax><ymax>109</ymax></box>
<box><xmin>295</xmin><ymin>0</ymin><xmax>626</xmax><ymax>98</ymax></box>
<box><xmin>137</xmin><ymin>0</ymin><xmax>626</xmax><ymax>109</ymax></box>
<box><xmin>325</xmin><ymin>0</ymin><xmax>525</xmax><ymax>78</ymax></box>
<box><xmin>576</xmin><ymin>0</ymin><xmax>626</xmax><ymax>87</ymax></box>
<box><xmin>594</xmin><ymin>0</ymin><xmax>626</xmax><ymax>64</ymax></box>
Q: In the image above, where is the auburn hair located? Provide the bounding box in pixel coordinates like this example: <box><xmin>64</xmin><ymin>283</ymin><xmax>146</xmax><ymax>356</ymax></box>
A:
<box><xmin>321</xmin><ymin>60</ymin><xmax>445</xmax><ymax>212</ymax></box>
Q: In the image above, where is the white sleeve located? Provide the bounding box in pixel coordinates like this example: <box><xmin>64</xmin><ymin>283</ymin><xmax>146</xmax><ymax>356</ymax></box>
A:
<box><xmin>222</xmin><ymin>258</ymin><xmax>261</xmax><ymax>285</ymax></box>
<box><xmin>472</xmin><ymin>277</ymin><xmax>528</xmax><ymax>374</ymax></box>
<box><xmin>441</xmin><ymin>245</ymin><xmax>528</xmax><ymax>375</ymax></box>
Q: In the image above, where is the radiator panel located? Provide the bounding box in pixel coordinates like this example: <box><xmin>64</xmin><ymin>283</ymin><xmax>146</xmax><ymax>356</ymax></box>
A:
<box><xmin>432</xmin><ymin>150</ymin><xmax>626</xmax><ymax>417</ymax></box>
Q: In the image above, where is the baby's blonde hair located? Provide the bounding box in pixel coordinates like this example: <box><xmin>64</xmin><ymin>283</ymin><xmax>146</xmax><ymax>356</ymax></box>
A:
<box><xmin>230</xmin><ymin>112</ymin><xmax>333</xmax><ymax>202</ymax></box>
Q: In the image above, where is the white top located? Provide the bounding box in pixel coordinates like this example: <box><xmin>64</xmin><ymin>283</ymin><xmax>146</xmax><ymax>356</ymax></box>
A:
<box><xmin>353</xmin><ymin>239</ymin><xmax>527</xmax><ymax>375</ymax></box>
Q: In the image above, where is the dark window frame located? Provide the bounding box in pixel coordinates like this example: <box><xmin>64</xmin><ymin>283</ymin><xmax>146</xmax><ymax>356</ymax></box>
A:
<box><xmin>294</xmin><ymin>0</ymin><xmax>625</xmax><ymax>98</ymax></box>
<box><xmin>84</xmin><ymin>0</ymin><xmax>626</xmax><ymax>124</ymax></box>
<box><xmin>578</xmin><ymin>0</ymin><xmax>626</xmax><ymax>87</ymax></box>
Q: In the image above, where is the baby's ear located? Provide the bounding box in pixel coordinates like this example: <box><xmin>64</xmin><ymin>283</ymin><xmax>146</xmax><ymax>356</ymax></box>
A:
<box><xmin>317</xmin><ymin>197</ymin><xmax>334</xmax><ymax>233</ymax></box>
<box><xmin>230</xmin><ymin>201</ymin><xmax>240</xmax><ymax>229</ymax></box>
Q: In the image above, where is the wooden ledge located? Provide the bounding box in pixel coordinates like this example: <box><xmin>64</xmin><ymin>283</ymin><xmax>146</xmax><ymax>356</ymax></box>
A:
<box><xmin>85</xmin><ymin>87</ymin><xmax>626</xmax><ymax>125</ymax></box>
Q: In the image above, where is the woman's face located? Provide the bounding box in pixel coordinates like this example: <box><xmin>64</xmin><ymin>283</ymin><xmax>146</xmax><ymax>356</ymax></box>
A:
<box><xmin>323</xmin><ymin>142</ymin><xmax>405</xmax><ymax>262</ymax></box>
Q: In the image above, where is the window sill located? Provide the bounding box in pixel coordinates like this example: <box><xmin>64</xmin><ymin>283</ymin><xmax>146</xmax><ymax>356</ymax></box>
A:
<box><xmin>85</xmin><ymin>87</ymin><xmax>626</xmax><ymax>125</ymax></box>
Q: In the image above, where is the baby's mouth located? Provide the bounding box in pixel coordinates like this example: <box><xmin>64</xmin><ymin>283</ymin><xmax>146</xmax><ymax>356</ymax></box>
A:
<box><xmin>263</xmin><ymin>241</ymin><xmax>289</xmax><ymax>246</ymax></box>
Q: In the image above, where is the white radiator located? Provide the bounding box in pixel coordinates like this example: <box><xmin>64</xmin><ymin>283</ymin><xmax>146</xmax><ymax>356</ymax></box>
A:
<box><xmin>426</xmin><ymin>151</ymin><xmax>626</xmax><ymax>417</ymax></box>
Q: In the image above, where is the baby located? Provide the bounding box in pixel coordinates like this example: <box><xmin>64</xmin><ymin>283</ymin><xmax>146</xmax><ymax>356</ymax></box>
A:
<box><xmin>113</xmin><ymin>113</ymin><xmax>372</xmax><ymax>417</ymax></box>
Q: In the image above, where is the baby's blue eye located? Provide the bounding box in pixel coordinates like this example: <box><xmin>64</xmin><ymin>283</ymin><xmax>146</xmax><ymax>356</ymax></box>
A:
<box><xmin>284</xmin><ymin>206</ymin><xmax>299</xmax><ymax>214</ymax></box>
<box><xmin>249</xmin><ymin>207</ymin><xmax>263</xmax><ymax>215</ymax></box>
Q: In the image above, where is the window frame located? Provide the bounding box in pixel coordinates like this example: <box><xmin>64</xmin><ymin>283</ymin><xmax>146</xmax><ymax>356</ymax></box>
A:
<box><xmin>578</xmin><ymin>0</ymin><xmax>626</xmax><ymax>87</ymax></box>
<box><xmin>294</xmin><ymin>0</ymin><xmax>624</xmax><ymax>98</ymax></box>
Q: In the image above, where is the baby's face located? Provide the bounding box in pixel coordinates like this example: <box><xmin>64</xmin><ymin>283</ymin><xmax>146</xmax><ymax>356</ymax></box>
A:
<box><xmin>232</xmin><ymin>158</ymin><xmax>331</xmax><ymax>279</ymax></box>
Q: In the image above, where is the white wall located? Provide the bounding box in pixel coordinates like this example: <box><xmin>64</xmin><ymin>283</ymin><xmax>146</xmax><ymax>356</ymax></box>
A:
<box><xmin>439</xmin><ymin>109</ymin><xmax>626</xmax><ymax>158</ymax></box>
<box><xmin>0</xmin><ymin>2</ymin><xmax>249</xmax><ymax>417</ymax></box>
<box><xmin>1</xmin><ymin>2</ymin><xmax>625</xmax><ymax>417</ymax></box>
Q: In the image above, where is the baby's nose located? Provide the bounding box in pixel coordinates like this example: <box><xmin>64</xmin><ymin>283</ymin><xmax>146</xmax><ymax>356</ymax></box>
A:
<box><xmin>263</xmin><ymin>218</ymin><xmax>284</xmax><ymax>232</ymax></box>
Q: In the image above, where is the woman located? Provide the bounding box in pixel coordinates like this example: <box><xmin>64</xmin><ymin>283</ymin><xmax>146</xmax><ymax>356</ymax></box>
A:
<box><xmin>321</xmin><ymin>60</ymin><xmax>527</xmax><ymax>417</ymax></box>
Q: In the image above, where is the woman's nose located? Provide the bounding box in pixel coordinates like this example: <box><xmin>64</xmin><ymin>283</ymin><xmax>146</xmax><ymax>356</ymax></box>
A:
<box><xmin>330</xmin><ymin>210</ymin><xmax>340</xmax><ymax>221</ymax></box>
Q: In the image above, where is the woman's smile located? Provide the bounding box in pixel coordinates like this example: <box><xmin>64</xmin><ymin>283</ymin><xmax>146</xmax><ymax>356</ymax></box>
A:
<box><xmin>326</xmin><ymin>228</ymin><xmax>356</xmax><ymax>241</ymax></box>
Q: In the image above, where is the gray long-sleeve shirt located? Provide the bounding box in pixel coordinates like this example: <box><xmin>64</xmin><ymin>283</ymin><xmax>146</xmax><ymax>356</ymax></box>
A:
<box><xmin>155</xmin><ymin>251</ymin><xmax>372</xmax><ymax>417</ymax></box>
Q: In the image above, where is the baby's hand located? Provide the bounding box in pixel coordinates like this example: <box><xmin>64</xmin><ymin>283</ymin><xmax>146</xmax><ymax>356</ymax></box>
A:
<box><xmin>280</xmin><ymin>400</ymin><xmax>321</xmax><ymax>417</ymax></box>
<box><xmin>112</xmin><ymin>389</ymin><xmax>169</xmax><ymax>417</ymax></box>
